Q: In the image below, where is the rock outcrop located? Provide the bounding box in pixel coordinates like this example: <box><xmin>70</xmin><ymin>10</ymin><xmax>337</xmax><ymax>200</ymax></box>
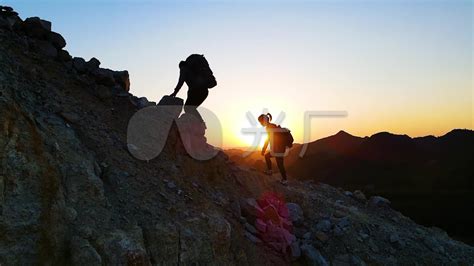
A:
<box><xmin>0</xmin><ymin>5</ymin><xmax>473</xmax><ymax>265</ymax></box>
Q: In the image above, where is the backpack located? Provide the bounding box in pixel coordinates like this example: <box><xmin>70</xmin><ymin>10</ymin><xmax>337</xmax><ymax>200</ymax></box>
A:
<box><xmin>185</xmin><ymin>54</ymin><xmax>217</xmax><ymax>89</ymax></box>
<box><xmin>276</xmin><ymin>125</ymin><xmax>294</xmax><ymax>148</ymax></box>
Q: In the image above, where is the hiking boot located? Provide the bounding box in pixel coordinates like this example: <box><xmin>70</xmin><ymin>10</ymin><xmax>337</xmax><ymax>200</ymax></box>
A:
<box><xmin>264</xmin><ymin>169</ymin><xmax>273</xmax><ymax>175</ymax></box>
<box><xmin>280</xmin><ymin>179</ymin><xmax>288</xmax><ymax>186</ymax></box>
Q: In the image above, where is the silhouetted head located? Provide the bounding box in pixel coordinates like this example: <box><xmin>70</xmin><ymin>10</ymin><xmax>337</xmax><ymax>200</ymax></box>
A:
<box><xmin>258</xmin><ymin>113</ymin><xmax>272</xmax><ymax>126</ymax></box>
<box><xmin>180</xmin><ymin>54</ymin><xmax>208</xmax><ymax>70</ymax></box>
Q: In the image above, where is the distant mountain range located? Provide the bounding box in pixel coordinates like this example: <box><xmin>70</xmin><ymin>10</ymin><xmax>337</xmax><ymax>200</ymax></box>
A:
<box><xmin>226</xmin><ymin>129</ymin><xmax>474</xmax><ymax>243</ymax></box>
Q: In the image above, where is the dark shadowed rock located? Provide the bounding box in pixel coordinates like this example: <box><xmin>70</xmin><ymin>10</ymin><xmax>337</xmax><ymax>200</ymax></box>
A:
<box><xmin>332</xmin><ymin>254</ymin><xmax>366</xmax><ymax>266</ymax></box>
<box><xmin>57</xmin><ymin>50</ymin><xmax>72</xmax><ymax>62</ymax></box>
<box><xmin>48</xmin><ymin>31</ymin><xmax>66</xmax><ymax>49</ymax></box>
<box><xmin>86</xmin><ymin>57</ymin><xmax>100</xmax><ymax>72</ymax></box>
<box><xmin>0</xmin><ymin>16</ymin><xmax>10</xmax><ymax>30</ymax></box>
<box><xmin>70</xmin><ymin>236</ymin><xmax>102</xmax><ymax>266</ymax></box>
<box><xmin>245</xmin><ymin>231</ymin><xmax>262</xmax><ymax>244</ymax></box>
<box><xmin>96</xmin><ymin>227</ymin><xmax>149</xmax><ymax>265</ymax></box>
<box><xmin>23</xmin><ymin>17</ymin><xmax>51</xmax><ymax>39</ymax></box>
<box><xmin>291</xmin><ymin>241</ymin><xmax>302</xmax><ymax>258</ymax></box>
<box><xmin>301</xmin><ymin>244</ymin><xmax>328</xmax><ymax>266</ymax></box>
<box><xmin>369</xmin><ymin>196</ymin><xmax>391</xmax><ymax>208</ymax></box>
<box><xmin>113</xmin><ymin>70</ymin><xmax>130</xmax><ymax>91</ymax></box>
<box><xmin>287</xmin><ymin>202</ymin><xmax>304</xmax><ymax>226</ymax></box>
<box><xmin>93</xmin><ymin>85</ymin><xmax>113</xmax><ymax>101</ymax></box>
<box><xmin>240</xmin><ymin>198</ymin><xmax>263</xmax><ymax>224</ymax></box>
<box><xmin>92</xmin><ymin>68</ymin><xmax>115</xmax><ymax>87</ymax></box>
<box><xmin>72</xmin><ymin>57</ymin><xmax>87</xmax><ymax>73</ymax></box>
<box><xmin>244</xmin><ymin>223</ymin><xmax>258</xmax><ymax>235</ymax></box>
<box><xmin>353</xmin><ymin>190</ymin><xmax>367</xmax><ymax>202</ymax></box>
<box><xmin>315</xmin><ymin>219</ymin><xmax>331</xmax><ymax>232</ymax></box>
<box><xmin>30</xmin><ymin>39</ymin><xmax>57</xmax><ymax>57</ymax></box>
<box><xmin>230</xmin><ymin>200</ymin><xmax>241</xmax><ymax>218</ymax></box>
<box><xmin>1</xmin><ymin>6</ymin><xmax>14</xmax><ymax>12</ymax></box>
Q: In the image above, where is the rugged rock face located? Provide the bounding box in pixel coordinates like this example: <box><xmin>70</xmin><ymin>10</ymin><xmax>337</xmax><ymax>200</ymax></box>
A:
<box><xmin>1</xmin><ymin>6</ymin><xmax>473</xmax><ymax>265</ymax></box>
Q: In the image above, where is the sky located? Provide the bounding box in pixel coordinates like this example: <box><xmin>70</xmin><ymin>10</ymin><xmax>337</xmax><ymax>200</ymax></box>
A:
<box><xmin>6</xmin><ymin>0</ymin><xmax>473</xmax><ymax>148</ymax></box>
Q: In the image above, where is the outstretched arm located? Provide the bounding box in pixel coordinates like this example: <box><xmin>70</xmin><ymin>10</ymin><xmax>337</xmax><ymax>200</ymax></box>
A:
<box><xmin>261</xmin><ymin>138</ymin><xmax>268</xmax><ymax>155</ymax></box>
<box><xmin>170</xmin><ymin>62</ymin><xmax>186</xmax><ymax>96</ymax></box>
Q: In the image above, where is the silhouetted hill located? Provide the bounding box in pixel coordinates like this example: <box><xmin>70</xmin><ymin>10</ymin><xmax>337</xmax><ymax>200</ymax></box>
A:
<box><xmin>228</xmin><ymin>129</ymin><xmax>474</xmax><ymax>244</ymax></box>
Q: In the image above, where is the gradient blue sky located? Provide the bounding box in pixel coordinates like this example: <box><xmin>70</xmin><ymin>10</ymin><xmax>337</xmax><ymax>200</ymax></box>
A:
<box><xmin>6</xmin><ymin>0</ymin><xmax>472</xmax><ymax>147</ymax></box>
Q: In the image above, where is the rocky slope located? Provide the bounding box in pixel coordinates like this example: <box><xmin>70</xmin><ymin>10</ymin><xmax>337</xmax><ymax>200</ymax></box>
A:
<box><xmin>1</xmin><ymin>6</ymin><xmax>473</xmax><ymax>265</ymax></box>
<box><xmin>227</xmin><ymin>129</ymin><xmax>474</xmax><ymax>244</ymax></box>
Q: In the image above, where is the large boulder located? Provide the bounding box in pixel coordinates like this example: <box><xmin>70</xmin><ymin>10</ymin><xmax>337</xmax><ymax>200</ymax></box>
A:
<box><xmin>86</xmin><ymin>57</ymin><xmax>101</xmax><ymax>72</ymax></box>
<box><xmin>92</xmin><ymin>68</ymin><xmax>115</xmax><ymax>87</ymax></box>
<box><xmin>57</xmin><ymin>50</ymin><xmax>72</xmax><ymax>62</ymax></box>
<box><xmin>48</xmin><ymin>31</ymin><xmax>66</xmax><ymax>49</ymax></box>
<box><xmin>72</xmin><ymin>57</ymin><xmax>87</xmax><ymax>73</ymax></box>
<box><xmin>113</xmin><ymin>70</ymin><xmax>130</xmax><ymax>91</ymax></box>
<box><xmin>23</xmin><ymin>17</ymin><xmax>51</xmax><ymax>39</ymax></box>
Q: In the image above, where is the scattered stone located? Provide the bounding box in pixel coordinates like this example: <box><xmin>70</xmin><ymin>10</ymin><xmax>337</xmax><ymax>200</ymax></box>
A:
<box><xmin>255</xmin><ymin>218</ymin><xmax>267</xmax><ymax>232</ymax></box>
<box><xmin>70</xmin><ymin>236</ymin><xmax>102</xmax><ymax>266</ymax></box>
<box><xmin>369</xmin><ymin>196</ymin><xmax>391</xmax><ymax>208</ymax></box>
<box><xmin>290</xmin><ymin>241</ymin><xmax>301</xmax><ymax>258</ymax></box>
<box><xmin>343</xmin><ymin>191</ymin><xmax>353</xmax><ymax>197</ymax></box>
<box><xmin>207</xmin><ymin>215</ymin><xmax>232</xmax><ymax>249</ymax></box>
<box><xmin>358</xmin><ymin>231</ymin><xmax>369</xmax><ymax>240</ymax></box>
<box><xmin>303</xmin><ymin>232</ymin><xmax>312</xmax><ymax>240</ymax></box>
<box><xmin>240</xmin><ymin>198</ymin><xmax>263</xmax><ymax>223</ymax></box>
<box><xmin>332</xmin><ymin>254</ymin><xmax>366</xmax><ymax>266</ymax></box>
<box><xmin>337</xmin><ymin>217</ymin><xmax>351</xmax><ymax>229</ymax></box>
<box><xmin>315</xmin><ymin>219</ymin><xmax>331</xmax><ymax>232</ymax></box>
<box><xmin>368</xmin><ymin>239</ymin><xmax>379</xmax><ymax>253</ymax></box>
<box><xmin>244</xmin><ymin>231</ymin><xmax>262</xmax><ymax>244</ymax></box>
<box><xmin>287</xmin><ymin>202</ymin><xmax>304</xmax><ymax>226</ymax></box>
<box><xmin>244</xmin><ymin>223</ymin><xmax>257</xmax><ymax>235</ymax></box>
<box><xmin>301</xmin><ymin>244</ymin><xmax>328</xmax><ymax>266</ymax></box>
<box><xmin>166</xmin><ymin>181</ymin><xmax>176</xmax><ymax>189</ymax></box>
<box><xmin>315</xmin><ymin>231</ymin><xmax>329</xmax><ymax>242</ymax></box>
<box><xmin>333</xmin><ymin>226</ymin><xmax>344</xmax><ymax>236</ymax></box>
<box><xmin>389</xmin><ymin>233</ymin><xmax>405</xmax><ymax>249</ymax></box>
<box><xmin>59</xmin><ymin>111</ymin><xmax>80</xmax><ymax>124</ymax></box>
<box><xmin>423</xmin><ymin>237</ymin><xmax>444</xmax><ymax>253</ymax></box>
<box><xmin>333</xmin><ymin>210</ymin><xmax>346</xmax><ymax>218</ymax></box>
<box><xmin>230</xmin><ymin>200</ymin><xmax>241</xmax><ymax>218</ymax></box>
<box><xmin>353</xmin><ymin>190</ymin><xmax>367</xmax><ymax>202</ymax></box>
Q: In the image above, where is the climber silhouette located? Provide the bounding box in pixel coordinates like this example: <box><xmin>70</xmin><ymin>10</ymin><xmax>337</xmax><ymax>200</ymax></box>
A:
<box><xmin>170</xmin><ymin>54</ymin><xmax>217</xmax><ymax>122</ymax></box>
<box><xmin>259</xmin><ymin>113</ymin><xmax>290</xmax><ymax>186</ymax></box>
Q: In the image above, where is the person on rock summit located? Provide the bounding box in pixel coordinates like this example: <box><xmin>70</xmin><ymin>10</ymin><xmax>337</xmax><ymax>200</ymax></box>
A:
<box><xmin>170</xmin><ymin>54</ymin><xmax>217</xmax><ymax>122</ymax></box>
<box><xmin>258</xmin><ymin>113</ymin><xmax>293</xmax><ymax>186</ymax></box>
